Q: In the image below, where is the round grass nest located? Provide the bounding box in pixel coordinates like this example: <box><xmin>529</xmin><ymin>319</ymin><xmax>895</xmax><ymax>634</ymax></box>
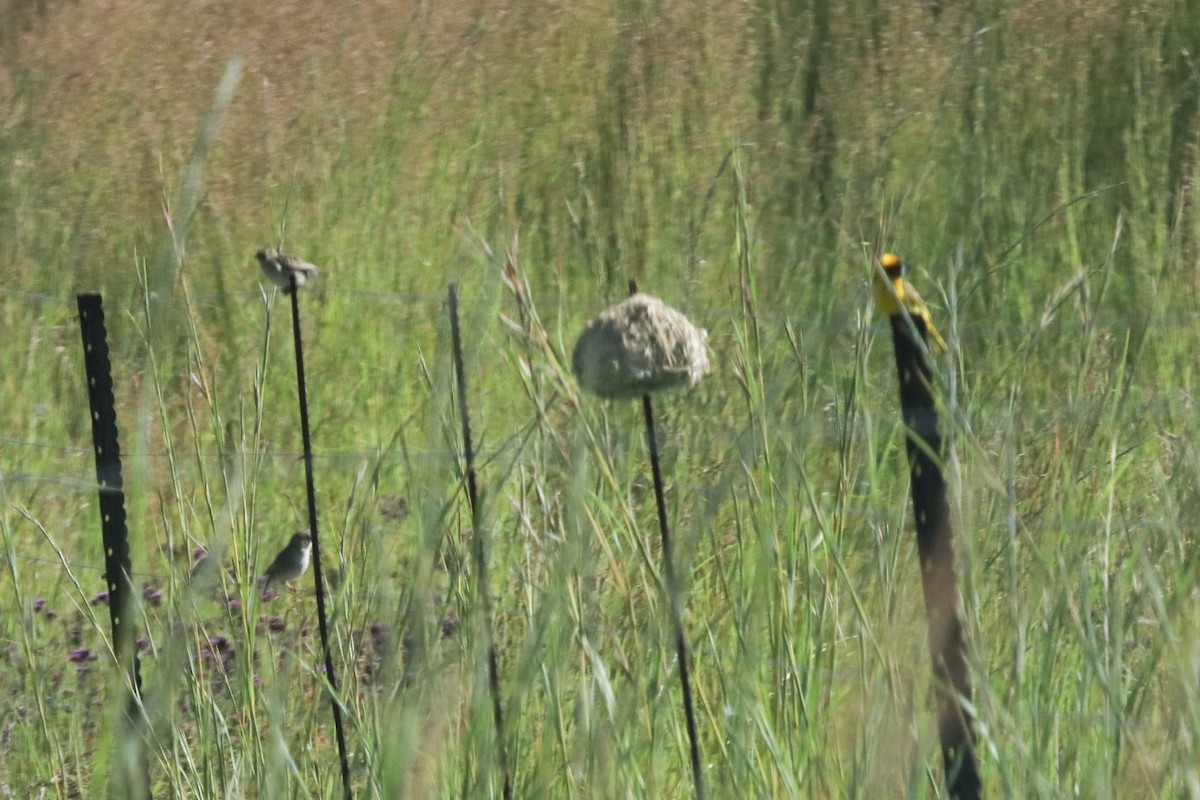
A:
<box><xmin>572</xmin><ymin>293</ymin><xmax>710</xmax><ymax>399</ymax></box>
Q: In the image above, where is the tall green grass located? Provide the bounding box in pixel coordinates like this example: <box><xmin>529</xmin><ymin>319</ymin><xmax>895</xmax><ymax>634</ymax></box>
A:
<box><xmin>2</xmin><ymin>0</ymin><xmax>1199</xmax><ymax>796</ymax></box>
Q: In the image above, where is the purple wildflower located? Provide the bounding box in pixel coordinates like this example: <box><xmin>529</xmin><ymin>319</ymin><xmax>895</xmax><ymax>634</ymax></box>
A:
<box><xmin>69</xmin><ymin>648</ymin><xmax>97</xmax><ymax>663</ymax></box>
<box><xmin>208</xmin><ymin>635</ymin><xmax>233</xmax><ymax>655</ymax></box>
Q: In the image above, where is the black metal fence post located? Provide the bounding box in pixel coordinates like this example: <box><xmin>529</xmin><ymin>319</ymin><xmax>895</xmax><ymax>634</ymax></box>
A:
<box><xmin>77</xmin><ymin>293</ymin><xmax>152</xmax><ymax>800</ymax></box>
<box><xmin>286</xmin><ymin>279</ymin><xmax>353</xmax><ymax>800</ymax></box>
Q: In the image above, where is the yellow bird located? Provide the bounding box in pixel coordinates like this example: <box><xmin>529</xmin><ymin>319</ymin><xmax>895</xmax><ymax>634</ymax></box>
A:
<box><xmin>872</xmin><ymin>252</ymin><xmax>947</xmax><ymax>353</ymax></box>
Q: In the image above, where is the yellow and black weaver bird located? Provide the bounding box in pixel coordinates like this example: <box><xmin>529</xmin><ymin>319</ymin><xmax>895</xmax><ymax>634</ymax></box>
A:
<box><xmin>872</xmin><ymin>252</ymin><xmax>947</xmax><ymax>353</ymax></box>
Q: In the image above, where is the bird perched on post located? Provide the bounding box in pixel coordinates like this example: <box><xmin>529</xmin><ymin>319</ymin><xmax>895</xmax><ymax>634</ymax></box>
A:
<box><xmin>872</xmin><ymin>252</ymin><xmax>947</xmax><ymax>353</ymax></box>
<box><xmin>262</xmin><ymin>532</ymin><xmax>312</xmax><ymax>593</ymax></box>
<box><xmin>256</xmin><ymin>248</ymin><xmax>320</xmax><ymax>294</ymax></box>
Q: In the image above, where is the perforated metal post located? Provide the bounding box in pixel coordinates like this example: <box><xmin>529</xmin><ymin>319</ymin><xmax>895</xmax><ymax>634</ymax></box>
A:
<box><xmin>77</xmin><ymin>292</ymin><xmax>151</xmax><ymax>800</ymax></box>
<box><xmin>887</xmin><ymin>314</ymin><xmax>981</xmax><ymax>800</ymax></box>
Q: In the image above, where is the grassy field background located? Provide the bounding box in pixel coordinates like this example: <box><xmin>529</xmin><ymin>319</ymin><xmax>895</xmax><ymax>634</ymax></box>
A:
<box><xmin>3</xmin><ymin>0</ymin><xmax>1200</xmax><ymax>797</ymax></box>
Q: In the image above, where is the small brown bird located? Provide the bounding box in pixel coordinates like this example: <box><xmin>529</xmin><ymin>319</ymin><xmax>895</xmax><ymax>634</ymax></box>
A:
<box><xmin>262</xmin><ymin>532</ymin><xmax>312</xmax><ymax>592</ymax></box>
<box><xmin>255</xmin><ymin>248</ymin><xmax>320</xmax><ymax>294</ymax></box>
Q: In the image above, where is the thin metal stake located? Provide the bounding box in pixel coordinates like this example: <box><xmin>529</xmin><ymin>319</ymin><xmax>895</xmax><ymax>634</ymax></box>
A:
<box><xmin>287</xmin><ymin>278</ymin><xmax>352</xmax><ymax>800</ymax></box>
<box><xmin>448</xmin><ymin>284</ymin><xmax>513</xmax><ymax>800</ymax></box>
<box><xmin>629</xmin><ymin>279</ymin><xmax>705</xmax><ymax>800</ymax></box>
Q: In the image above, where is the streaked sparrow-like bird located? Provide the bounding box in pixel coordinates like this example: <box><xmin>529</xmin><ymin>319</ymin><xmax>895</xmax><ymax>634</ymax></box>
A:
<box><xmin>262</xmin><ymin>532</ymin><xmax>312</xmax><ymax>592</ymax></box>
<box><xmin>255</xmin><ymin>248</ymin><xmax>320</xmax><ymax>294</ymax></box>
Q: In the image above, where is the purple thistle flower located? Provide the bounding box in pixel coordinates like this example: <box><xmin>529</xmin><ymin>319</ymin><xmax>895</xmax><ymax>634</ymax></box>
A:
<box><xmin>268</xmin><ymin>616</ymin><xmax>286</xmax><ymax>632</ymax></box>
<box><xmin>143</xmin><ymin>586</ymin><xmax>164</xmax><ymax>606</ymax></box>
<box><xmin>91</xmin><ymin>590</ymin><xmax>110</xmax><ymax>605</ymax></box>
<box><xmin>69</xmin><ymin>648</ymin><xmax>97</xmax><ymax>663</ymax></box>
<box><xmin>32</xmin><ymin>599</ymin><xmax>46</xmax><ymax>614</ymax></box>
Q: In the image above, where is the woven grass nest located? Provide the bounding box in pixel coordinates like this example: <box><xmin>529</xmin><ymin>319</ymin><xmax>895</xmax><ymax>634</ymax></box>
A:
<box><xmin>572</xmin><ymin>293</ymin><xmax>710</xmax><ymax>399</ymax></box>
